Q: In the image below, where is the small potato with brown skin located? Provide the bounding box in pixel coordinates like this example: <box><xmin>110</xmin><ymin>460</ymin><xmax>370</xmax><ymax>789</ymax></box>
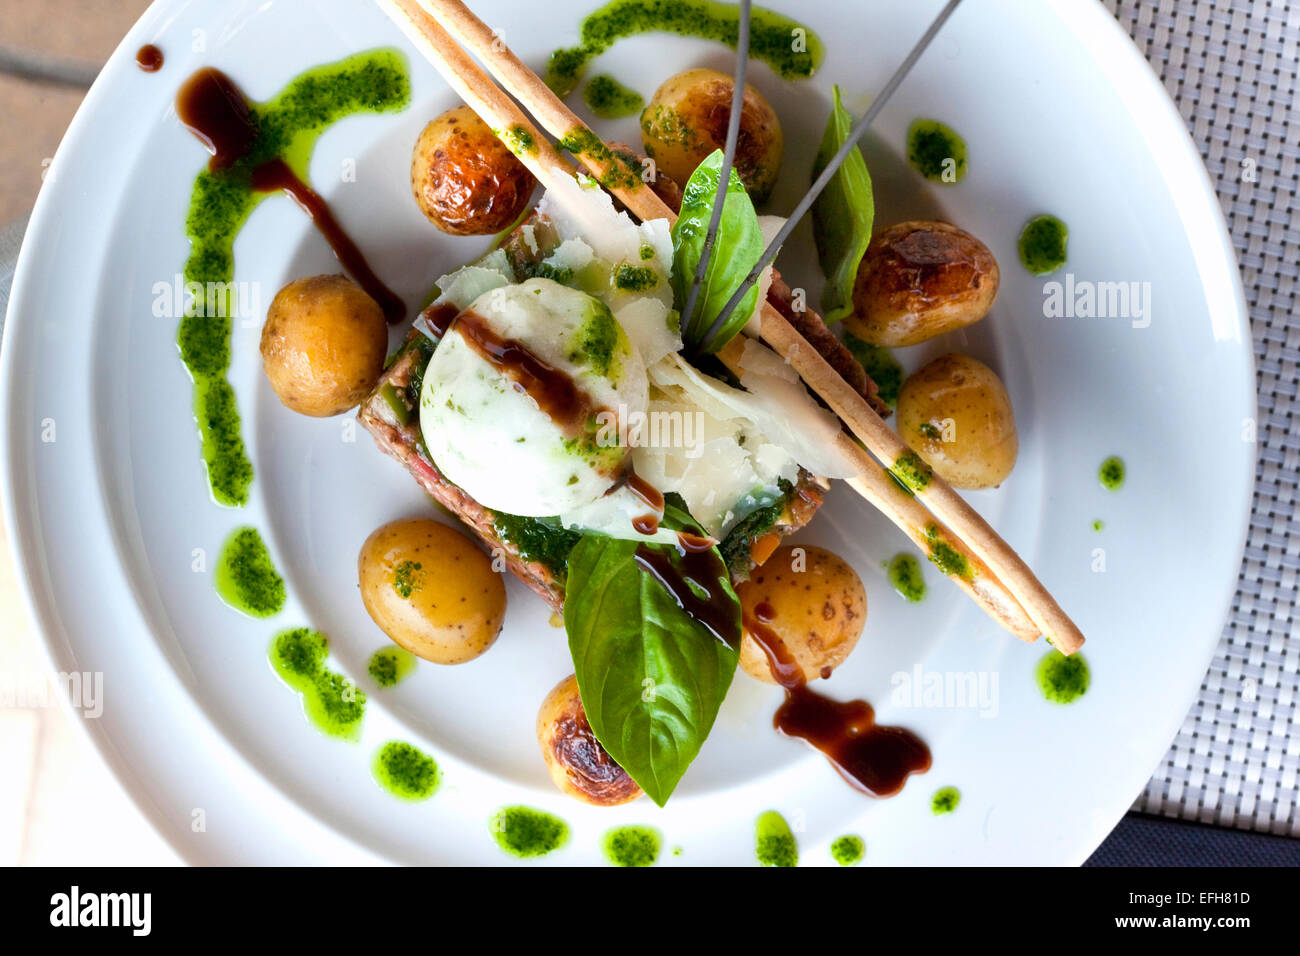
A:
<box><xmin>411</xmin><ymin>106</ymin><xmax>537</xmax><ymax>235</ymax></box>
<box><xmin>260</xmin><ymin>274</ymin><xmax>388</xmax><ymax>417</ymax></box>
<box><xmin>640</xmin><ymin>68</ymin><xmax>783</xmax><ymax>202</ymax></box>
<box><xmin>737</xmin><ymin>546</ymin><xmax>867</xmax><ymax>685</ymax></box>
<box><xmin>845</xmin><ymin>221</ymin><xmax>1000</xmax><ymax>347</ymax></box>
<box><xmin>897</xmin><ymin>353</ymin><xmax>1019</xmax><ymax>490</ymax></box>
<box><xmin>358</xmin><ymin>518</ymin><xmax>506</xmax><ymax>665</ymax></box>
<box><xmin>537</xmin><ymin>675</ymin><xmax>642</xmax><ymax>807</ymax></box>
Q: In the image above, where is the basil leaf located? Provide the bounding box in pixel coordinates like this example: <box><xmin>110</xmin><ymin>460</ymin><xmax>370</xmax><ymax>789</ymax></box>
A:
<box><xmin>670</xmin><ymin>150</ymin><xmax>764</xmax><ymax>354</ymax></box>
<box><xmin>564</xmin><ymin>502</ymin><xmax>741</xmax><ymax>806</ymax></box>
<box><xmin>812</xmin><ymin>86</ymin><xmax>875</xmax><ymax>322</ymax></box>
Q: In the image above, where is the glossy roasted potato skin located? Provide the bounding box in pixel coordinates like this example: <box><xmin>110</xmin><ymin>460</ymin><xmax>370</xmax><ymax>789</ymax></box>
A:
<box><xmin>537</xmin><ymin>675</ymin><xmax>642</xmax><ymax>806</ymax></box>
<box><xmin>358</xmin><ymin>519</ymin><xmax>506</xmax><ymax>665</ymax></box>
<box><xmin>897</xmin><ymin>353</ymin><xmax>1019</xmax><ymax>489</ymax></box>
<box><xmin>737</xmin><ymin>546</ymin><xmax>867</xmax><ymax>685</ymax></box>
<box><xmin>640</xmin><ymin>68</ymin><xmax>783</xmax><ymax>202</ymax></box>
<box><xmin>845</xmin><ymin>221</ymin><xmax>1000</xmax><ymax>347</ymax></box>
<box><xmin>411</xmin><ymin>107</ymin><xmax>537</xmax><ymax>235</ymax></box>
<box><xmin>260</xmin><ymin>274</ymin><xmax>388</xmax><ymax>417</ymax></box>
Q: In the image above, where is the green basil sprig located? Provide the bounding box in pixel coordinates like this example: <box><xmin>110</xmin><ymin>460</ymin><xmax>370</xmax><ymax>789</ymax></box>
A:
<box><xmin>812</xmin><ymin>86</ymin><xmax>875</xmax><ymax>322</ymax></box>
<box><xmin>670</xmin><ymin>150</ymin><xmax>764</xmax><ymax>355</ymax></box>
<box><xmin>564</xmin><ymin>499</ymin><xmax>741</xmax><ymax>806</ymax></box>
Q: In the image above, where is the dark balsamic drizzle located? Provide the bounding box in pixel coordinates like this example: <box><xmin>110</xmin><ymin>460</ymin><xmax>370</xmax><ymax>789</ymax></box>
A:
<box><xmin>136</xmin><ymin>45</ymin><xmax>164</xmax><ymax>72</ymax></box>
<box><xmin>175</xmin><ymin>67</ymin><xmax>404</xmax><ymax>322</ymax></box>
<box><xmin>745</xmin><ymin>606</ymin><xmax>931</xmax><ymax>797</ymax></box>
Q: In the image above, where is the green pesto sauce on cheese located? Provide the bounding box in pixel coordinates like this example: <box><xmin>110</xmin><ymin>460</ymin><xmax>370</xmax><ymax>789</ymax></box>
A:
<box><xmin>547</xmin><ymin>0</ymin><xmax>824</xmax><ymax>97</ymax></box>
<box><xmin>602</xmin><ymin>825</ymin><xmax>661</xmax><ymax>867</ymax></box>
<box><xmin>844</xmin><ymin>335</ymin><xmax>903</xmax><ymax>408</ymax></box>
<box><xmin>583</xmin><ymin>74</ymin><xmax>644</xmax><ymax>118</ymax></box>
<box><xmin>612</xmin><ymin>263</ymin><xmax>659</xmax><ymax>292</ymax></box>
<box><xmin>1018</xmin><ymin>214</ymin><xmax>1069</xmax><ymax>275</ymax></box>
<box><xmin>887</xmin><ymin>553</ymin><xmax>926</xmax><ymax>603</ymax></box>
<box><xmin>907</xmin><ymin>119</ymin><xmax>967</xmax><ymax>183</ymax></box>
<box><xmin>755</xmin><ymin>810</ymin><xmax>797</xmax><ymax>867</ymax></box>
<box><xmin>215</xmin><ymin>526</ymin><xmax>285</xmax><ymax>618</ymax></box>
<box><xmin>490</xmin><ymin>806</ymin><xmax>570</xmax><ymax>858</ymax></box>
<box><xmin>1099</xmin><ymin>455</ymin><xmax>1126</xmax><ymax>490</ymax></box>
<box><xmin>830</xmin><ymin>834</ymin><xmax>864</xmax><ymax>866</ymax></box>
<box><xmin>269</xmin><ymin>628</ymin><xmax>366</xmax><ymax>740</ymax></box>
<box><xmin>1037</xmin><ymin>651</ymin><xmax>1090</xmax><ymax>704</ymax></box>
<box><xmin>368</xmin><ymin>646</ymin><xmax>416</xmax><ymax>688</ymax></box>
<box><xmin>931</xmin><ymin>786</ymin><xmax>961</xmax><ymax>815</ymax></box>
<box><xmin>372</xmin><ymin>740</ymin><xmax>440</xmax><ymax>800</ymax></box>
<box><xmin>180</xmin><ymin>49</ymin><xmax>410</xmax><ymax>506</ymax></box>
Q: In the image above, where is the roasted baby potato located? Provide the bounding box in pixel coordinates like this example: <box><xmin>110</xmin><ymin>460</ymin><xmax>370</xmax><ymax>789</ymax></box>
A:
<box><xmin>640</xmin><ymin>68</ymin><xmax>783</xmax><ymax>202</ymax></box>
<box><xmin>358</xmin><ymin>518</ymin><xmax>506</xmax><ymax>665</ymax></box>
<box><xmin>845</xmin><ymin>221</ymin><xmax>1000</xmax><ymax>347</ymax></box>
<box><xmin>260</xmin><ymin>274</ymin><xmax>388</xmax><ymax>417</ymax></box>
<box><xmin>411</xmin><ymin>106</ymin><xmax>537</xmax><ymax>235</ymax></box>
<box><xmin>897</xmin><ymin>353</ymin><xmax>1019</xmax><ymax>489</ymax></box>
<box><xmin>537</xmin><ymin>675</ymin><xmax>642</xmax><ymax>806</ymax></box>
<box><xmin>736</xmin><ymin>545</ymin><xmax>867</xmax><ymax>685</ymax></box>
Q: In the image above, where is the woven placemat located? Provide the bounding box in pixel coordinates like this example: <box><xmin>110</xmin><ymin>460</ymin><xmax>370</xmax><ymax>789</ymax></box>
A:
<box><xmin>1104</xmin><ymin>0</ymin><xmax>1299</xmax><ymax>836</ymax></box>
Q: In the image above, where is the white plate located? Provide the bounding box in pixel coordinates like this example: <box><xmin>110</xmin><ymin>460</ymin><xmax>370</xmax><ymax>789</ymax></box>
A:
<box><xmin>1</xmin><ymin>0</ymin><xmax>1254</xmax><ymax>865</ymax></box>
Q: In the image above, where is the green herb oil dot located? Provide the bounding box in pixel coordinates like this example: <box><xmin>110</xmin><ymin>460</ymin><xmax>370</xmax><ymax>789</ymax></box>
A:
<box><xmin>1018</xmin><ymin>214</ymin><xmax>1069</xmax><ymax>275</ymax></box>
<box><xmin>368</xmin><ymin>647</ymin><xmax>416</xmax><ymax>688</ymax></box>
<box><xmin>907</xmin><ymin>119</ymin><xmax>967</xmax><ymax>183</ymax></box>
<box><xmin>602</xmin><ymin>825</ymin><xmax>661</xmax><ymax>867</ymax></box>
<box><xmin>931</xmin><ymin>787</ymin><xmax>961</xmax><ymax>815</ymax></box>
<box><xmin>583</xmin><ymin>74</ymin><xmax>644</xmax><ymax>118</ymax></box>
<box><xmin>215</xmin><ymin>526</ymin><xmax>285</xmax><ymax>617</ymax></box>
<box><xmin>373</xmin><ymin>741</ymin><xmax>440</xmax><ymax>800</ymax></box>
<box><xmin>490</xmin><ymin>806</ymin><xmax>570</xmax><ymax>858</ymax></box>
<box><xmin>1099</xmin><ymin>456</ymin><xmax>1125</xmax><ymax>490</ymax></box>
<box><xmin>1037</xmin><ymin>651</ymin><xmax>1090</xmax><ymax>704</ymax></box>
<box><xmin>1092</xmin><ymin>519</ymin><xmax>1105</xmax><ymax>532</ymax></box>
<box><xmin>269</xmin><ymin>628</ymin><xmax>366</xmax><ymax>740</ymax></box>
<box><xmin>830</xmin><ymin>834</ymin><xmax>865</xmax><ymax>866</ymax></box>
<box><xmin>755</xmin><ymin>811</ymin><xmax>797</xmax><ymax>867</ymax></box>
<box><xmin>887</xmin><ymin>553</ymin><xmax>926</xmax><ymax>603</ymax></box>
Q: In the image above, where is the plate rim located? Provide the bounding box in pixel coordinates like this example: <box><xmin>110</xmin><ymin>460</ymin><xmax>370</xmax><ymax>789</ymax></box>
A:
<box><xmin>0</xmin><ymin>0</ymin><xmax>1258</xmax><ymax>865</ymax></box>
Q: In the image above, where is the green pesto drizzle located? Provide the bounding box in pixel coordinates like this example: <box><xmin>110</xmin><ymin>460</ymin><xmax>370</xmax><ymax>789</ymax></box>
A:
<box><xmin>931</xmin><ymin>786</ymin><xmax>961</xmax><ymax>815</ymax></box>
<box><xmin>368</xmin><ymin>646</ymin><xmax>416</xmax><ymax>688</ymax></box>
<box><xmin>490</xmin><ymin>806</ymin><xmax>570</xmax><ymax>858</ymax></box>
<box><xmin>830</xmin><ymin>834</ymin><xmax>864</xmax><ymax>866</ymax></box>
<box><xmin>500</xmin><ymin>123</ymin><xmax>537</xmax><ymax>157</ymax></box>
<box><xmin>583</xmin><ymin>74</ymin><xmax>644</xmax><ymax>118</ymax></box>
<box><xmin>924</xmin><ymin>523</ymin><xmax>972</xmax><ymax>581</ymax></box>
<box><xmin>269</xmin><ymin>628</ymin><xmax>366</xmax><ymax>740</ymax></box>
<box><xmin>906</xmin><ymin>119</ymin><xmax>967</xmax><ymax>183</ymax></box>
<box><xmin>844</xmin><ymin>335</ymin><xmax>903</xmax><ymax>408</ymax></box>
<box><xmin>612</xmin><ymin>263</ymin><xmax>659</xmax><ymax>292</ymax></box>
<box><xmin>1037</xmin><ymin>651</ymin><xmax>1090</xmax><ymax>704</ymax></box>
<box><xmin>1099</xmin><ymin>456</ymin><xmax>1126</xmax><ymax>490</ymax></box>
<box><xmin>602</xmin><ymin>825</ymin><xmax>661</xmax><ymax>867</ymax></box>
<box><xmin>179</xmin><ymin>49</ymin><xmax>410</xmax><ymax>506</ymax></box>
<box><xmin>755</xmin><ymin>810</ymin><xmax>797</xmax><ymax>867</ymax></box>
<box><xmin>556</xmin><ymin>127</ymin><xmax>644</xmax><ymax>190</ymax></box>
<box><xmin>891</xmin><ymin>452</ymin><xmax>933</xmax><ymax>493</ymax></box>
<box><xmin>372</xmin><ymin>740</ymin><xmax>440</xmax><ymax>800</ymax></box>
<box><xmin>887</xmin><ymin>553</ymin><xmax>926</xmax><ymax>603</ymax></box>
<box><xmin>1018</xmin><ymin>214</ymin><xmax>1069</xmax><ymax>275</ymax></box>
<box><xmin>214</xmin><ymin>526</ymin><xmax>285</xmax><ymax>618</ymax></box>
<box><xmin>547</xmin><ymin>0</ymin><xmax>824</xmax><ymax>97</ymax></box>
